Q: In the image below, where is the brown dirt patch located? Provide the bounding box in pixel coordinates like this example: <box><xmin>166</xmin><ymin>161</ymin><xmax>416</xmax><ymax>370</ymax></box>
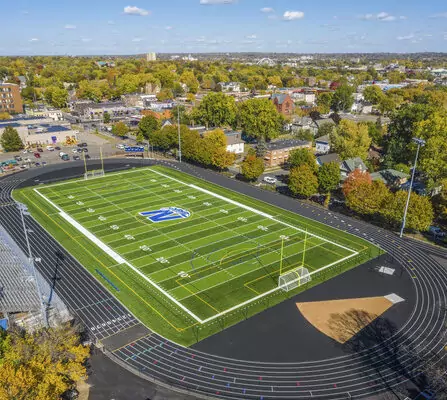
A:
<box><xmin>296</xmin><ymin>297</ymin><xmax>393</xmax><ymax>343</ymax></box>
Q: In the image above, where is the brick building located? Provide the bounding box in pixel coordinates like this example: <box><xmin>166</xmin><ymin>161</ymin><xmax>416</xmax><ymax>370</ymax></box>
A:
<box><xmin>0</xmin><ymin>83</ymin><xmax>23</xmax><ymax>114</ymax></box>
<box><xmin>270</xmin><ymin>93</ymin><xmax>294</xmax><ymax>116</ymax></box>
<box><xmin>263</xmin><ymin>139</ymin><xmax>312</xmax><ymax>167</ymax></box>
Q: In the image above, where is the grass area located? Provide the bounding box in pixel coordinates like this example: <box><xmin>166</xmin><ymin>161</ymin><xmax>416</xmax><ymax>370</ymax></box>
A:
<box><xmin>14</xmin><ymin>166</ymin><xmax>382</xmax><ymax>346</ymax></box>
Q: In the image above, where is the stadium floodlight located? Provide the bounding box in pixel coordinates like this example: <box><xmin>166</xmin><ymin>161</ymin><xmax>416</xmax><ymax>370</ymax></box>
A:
<box><xmin>17</xmin><ymin>203</ymin><xmax>48</xmax><ymax>328</ymax></box>
<box><xmin>278</xmin><ymin>266</ymin><xmax>311</xmax><ymax>292</ymax></box>
<box><xmin>177</xmin><ymin>106</ymin><xmax>182</xmax><ymax>163</ymax></box>
<box><xmin>46</xmin><ymin>250</ymin><xmax>65</xmax><ymax>323</ymax></box>
<box><xmin>399</xmin><ymin>137</ymin><xmax>426</xmax><ymax>238</ymax></box>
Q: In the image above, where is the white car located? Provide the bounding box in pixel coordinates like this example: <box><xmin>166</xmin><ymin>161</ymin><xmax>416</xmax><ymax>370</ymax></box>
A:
<box><xmin>263</xmin><ymin>176</ymin><xmax>278</xmax><ymax>184</ymax></box>
<box><xmin>46</xmin><ymin>146</ymin><xmax>54</xmax><ymax>151</ymax></box>
<box><xmin>72</xmin><ymin>148</ymin><xmax>79</xmax><ymax>153</ymax></box>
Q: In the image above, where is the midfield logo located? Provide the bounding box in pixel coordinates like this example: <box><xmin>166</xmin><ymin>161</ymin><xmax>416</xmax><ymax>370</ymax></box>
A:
<box><xmin>140</xmin><ymin>207</ymin><xmax>191</xmax><ymax>223</ymax></box>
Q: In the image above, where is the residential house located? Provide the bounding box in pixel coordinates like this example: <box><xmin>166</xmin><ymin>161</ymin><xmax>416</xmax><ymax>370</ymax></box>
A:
<box><xmin>219</xmin><ymin>82</ymin><xmax>241</xmax><ymax>93</ymax></box>
<box><xmin>371</xmin><ymin>169</ymin><xmax>409</xmax><ymax>188</ymax></box>
<box><xmin>316</xmin><ymin>153</ymin><xmax>341</xmax><ymax>167</ymax></box>
<box><xmin>340</xmin><ymin>157</ymin><xmax>368</xmax><ymax>180</ymax></box>
<box><xmin>291</xmin><ymin>89</ymin><xmax>316</xmax><ymax>104</ymax></box>
<box><xmin>306</xmin><ymin>77</ymin><xmax>317</xmax><ymax>87</ymax></box>
<box><xmin>224</xmin><ymin>131</ymin><xmax>245</xmax><ymax>154</ymax></box>
<box><xmin>270</xmin><ymin>93</ymin><xmax>294</xmax><ymax>116</ymax></box>
<box><xmin>264</xmin><ymin>139</ymin><xmax>312</xmax><ymax>167</ymax></box>
<box><xmin>160</xmin><ymin>120</ymin><xmax>173</xmax><ymax>129</ymax></box>
<box><xmin>315</xmin><ymin>135</ymin><xmax>331</xmax><ymax>154</ymax></box>
<box><xmin>17</xmin><ymin>76</ymin><xmax>27</xmax><ymax>90</ymax></box>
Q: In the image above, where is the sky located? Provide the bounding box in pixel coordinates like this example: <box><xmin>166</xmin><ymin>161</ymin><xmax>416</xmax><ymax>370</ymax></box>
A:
<box><xmin>1</xmin><ymin>0</ymin><xmax>447</xmax><ymax>55</ymax></box>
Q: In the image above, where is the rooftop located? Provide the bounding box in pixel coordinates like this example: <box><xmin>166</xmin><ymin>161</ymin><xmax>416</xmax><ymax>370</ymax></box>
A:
<box><xmin>266</xmin><ymin>139</ymin><xmax>311</xmax><ymax>151</ymax></box>
<box><xmin>317</xmin><ymin>153</ymin><xmax>341</xmax><ymax>165</ymax></box>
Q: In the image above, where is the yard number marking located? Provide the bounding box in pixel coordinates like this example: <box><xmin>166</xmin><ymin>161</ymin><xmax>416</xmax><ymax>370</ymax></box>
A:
<box><xmin>87</xmin><ymin>208</ymin><xmax>95</xmax><ymax>213</ymax></box>
<box><xmin>203</xmin><ymin>202</ymin><xmax>212</xmax><ymax>206</ymax></box>
<box><xmin>237</xmin><ymin>217</ymin><xmax>248</xmax><ymax>222</ymax></box>
<box><xmin>124</xmin><ymin>234</ymin><xmax>135</xmax><ymax>240</ymax></box>
<box><xmin>178</xmin><ymin>271</ymin><xmax>190</xmax><ymax>279</ymax></box>
<box><xmin>139</xmin><ymin>245</ymin><xmax>151</xmax><ymax>252</ymax></box>
<box><xmin>258</xmin><ymin>225</ymin><xmax>268</xmax><ymax>232</ymax></box>
<box><xmin>68</xmin><ymin>195</ymin><xmax>74</xmax><ymax>199</ymax></box>
<box><xmin>76</xmin><ymin>201</ymin><xmax>84</xmax><ymax>206</ymax></box>
<box><xmin>220</xmin><ymin>209</ymin><xmax>229</xmax><ymax>214</ymax></box>
<box><xmin>110</xmin><ymin>225</ymin><xmax>119</xmax><ymax>230</ymax></box>
<box><xmin>98</xmin><ymin>216</ymin><xmax>107</xmax><ymax>221</ymax></box>
<box><xmin>156</xmin><ymin>257</ymin><xmax>169</xmax><ymax>264</ymax></box>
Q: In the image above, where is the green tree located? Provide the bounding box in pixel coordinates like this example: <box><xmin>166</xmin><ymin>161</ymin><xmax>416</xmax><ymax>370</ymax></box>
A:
<box><xmin>201</xmin><ymin>129</ymin><xmax>236</xmax><ymax>169</ymax></box>
<box><xmin>172</xmin><ymin>82</ymin><xmax>185</xmax><ymax>98</ymax></box>
<box><xmin>316</xmin><ymin>92</ymin><xmax>334</xmax><ymax>114</ymax></box>
<box><xmin>318</xmin><ymin>162</ymin><xmax>340</xmax><ymax>193</ymax></box>
<box><xmin>44</xmin><ymin>86</ymin><xmax>68</xmax><ymax>108</ymax></box>
<box><xmin>241</xmin><ymin>151</ymin><xmax>265</xmax><ymax>181</ymax></box>
<box><xmin>331</xmin><ymin>120</ymin><xmax>372</xmax><ymax>160</ymax></box>
<box><xmin>432</xmin><ymin>178</ymin><xmax>447</xmax><ymax>220</ymax></box>
<box><xmin>0</xmin><ymin>126</ymin><xmax>24</xmax><ymax>152</ymax></box>
<box><xmin>288</xmin><ymin>148</ymin><xmax>317</xmax><ymax>172</ymax></box>
<box><xmin>180</xmin><ymin>70</ymin><xmax>199</xmax><ymax>94</ymax></box>
<box><xmin>195</xmin><ymin>92</ymin><xmax>237</xmax><ymax>128</ymax></box>
<box><xmin>288</xmin><ymin>165</ymin><xmax>319</xmax><ymax>198</ymax></box>
<box><xmin>363</xmin><ymin>85</ymin><xmax>384</xmax><ymax>105</ymax></box>
<box><xmin>331</xmin><ymin>84</ymin><xmax>354</xmax><ymax>112</ymax></box>
<box><xmin>112</xmin><ymin>122</ymin><xmax>129</xmax><ymax>137</ymax></box>
<box><xmin>156</xmin><ymin>88</ymin><xmax>174</xmax><ymax>101</ymax></box>
<box><xmin>256</xmin><ymin>139</ymin><xmax>268</xmax><ymax>158</ymax></box>
<box><xmin>268</xmin><ymin>76</ymin><xmax>283</xmax><ymax>88</ymax></box>
<box><xmin>378</xmin><ymin>95</ymin><xmax>397</xmax><ymax>116</ymax></box>
<box><xmin>238</xmin><ymin>98</ymin><xmax>282</xmax><ymax>141</ymax></box>
<box><xmin>103</xmin><ymin>111</ymin><xmax>111</xmax><ymax>123</ymax></box>
<box><xmin>138</xmin><ymin>115</ymin><xmax>160</xmax><ymax>140</ymax></box>
<box><xmin>316</xmin><ymin>121</ymin><xmax>335</xmax><ymax>138</ymax></box>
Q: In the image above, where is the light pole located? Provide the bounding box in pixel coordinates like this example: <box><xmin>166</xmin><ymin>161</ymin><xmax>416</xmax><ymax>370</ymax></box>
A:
<box><xmin>399</xmin><ymin>137</ymin><xmax>426</xmax><ymax>238</ymax></box>
<box><xmin>177</xmin><ymin>106</ymin><xmax>182</xmax><ymax>163</ymax></box>
<box><xmin>46</xmin><ymin>250</ymin><xmax>64</xmax><ymax>325</ymax></box>
<box><xmin>18</xmin><ymin>203</ymin><xmax>48</xmax><ymax>327</ymax></box>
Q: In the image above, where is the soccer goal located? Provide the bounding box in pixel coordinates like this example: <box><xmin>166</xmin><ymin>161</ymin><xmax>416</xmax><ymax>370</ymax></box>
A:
<box><xmin>278</xmin><ymin>266</ymin><xmax>311</xmax><ymax>292</ymax></box>
<box><xmin>84</xmin><ymin>169</ymin><xmax>105</xmax><ymax>180</ymax></box>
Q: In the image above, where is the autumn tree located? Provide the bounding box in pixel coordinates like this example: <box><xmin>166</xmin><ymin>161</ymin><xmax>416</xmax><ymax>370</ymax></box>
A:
<box><xmin>288</xmin><ymin>148</ymin><xmax>317</xmax><ymax>172</ymax></box>
<box><xmin>0</xmin><ymin>324</ymin><xmax>89</xmax><ymax>400</ymax></box>
<box><xmin>241</xmin><ymin>150</ymin><xmax>265</xmax><ymax>181</ymax></box>
<box><xmin>288</xmin><ymin>165</ymin><xmax>319</xmax><ymax>198</ymax></box>
<box><xmin>0</xmin><ymin>126</ymin><xmax>24</xmax><ymax>152</ymax></box>
<box><xmin>0</xmin><ymin>112</ymin><xmax>11</xmax><ymax>120</ymax></box>
<box><xmin>111</xmin><ymin>122</ymin><xmax>129</xmax><ymax>137</ymax></box>
<box><xmin>200</xmin><ymin>129</ymin><xmax>235</xmax><ymax>169</ymax></box>
<box><xmin>238</xmin><ymin>98</ymin><xmax>282</xmax><ymax>141</ymax></box>
<box><xmin>331</xmin><ymin>120</ymin><xmax>371</xmax><ymax>160</ymax></box>
<box><xmin>363</xmin><ymin>85</ymin><xmax>383</xmax><ymax>105</ymax></box>
<box><xmin>138</xmin><ymin>115</ymin><xmax>160</xmax><ymax>140</ymax></box>
<box><xmin>318</xmin><ymin>162</ymin><xmax>340</xmax><ymax>193</ymax></box>
<box><xmin>194</xmin><ymin>92</ymin><xmax>237</xmax><ymax>128</ymax></box>
<box><xmin>345</xmin><ymin>180</ymin><xmax>391</xmax><ymax>217</ymax></box>
<box><xmin>342</xmin><ymin>169</ymin><xmax>373</xmax><ymax>197</ymax></box>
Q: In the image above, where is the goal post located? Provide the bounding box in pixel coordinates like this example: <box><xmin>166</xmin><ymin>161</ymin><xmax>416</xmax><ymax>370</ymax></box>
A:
<box><xmin>84</xmin><ymin>169</ymin><xmax>105</xmax><ymax>180</ymax></box>
<box><xmin>278</xmin><ymin>266</ymin><xmax>311</xmax><ymax>292</ymax></box>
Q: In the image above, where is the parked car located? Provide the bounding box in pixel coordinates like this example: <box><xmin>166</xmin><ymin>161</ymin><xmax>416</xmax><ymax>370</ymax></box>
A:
<box><xmin>73</xmin><ymin>155</ymin><xmax>80</xmax><ymax>160</ymax></box>
<box><xmin>35</xmin><ymin>162</ymin><xmax>41</xmax><ymax>166</ymax></box>
<box><xmin>82</xmin><ymin>148</ymin><xmax>88</xmax><ymax>153</ymax></box>
<box><xmin>14</xmin><ymin>156</ymin><xmax>22</xmax><ymax>161</ymax></box>
<box><xmin>428</xmin><ymin>226</ymin><xmax>446</xmax><ymax>238</ymax></box>
<box><xmin>116</xmin><ymin>144</ymin><xmax>125</xmax><ymax>149</ymax></box>
<box><xmin>42</xmin><ymin>161</ymin><xmax>47</xmax><ymax>166</ymax></box>
<box><xmin>37</xmin><ymin>148</ymin><xmax>43</xmax><ymax>152</ymax></box>
<box><xmin>61</xmin><ymin>154</ymin><xmax>70</xmax><ymax>161</ymax></box>
<box><xmin>85</xmin><ymin>154</ymin><xmax>90</xmax><ymax>159</ymax></box>
<box><xmin>46</xmin><ymin>146</ymin><xmax>54</xmax><ymax>151</ymax></box>
<box><xmin>54</xmin><ymin>146</ymin><xmax>61</xmax><ymax>150</ymax></box>
<box><xmin>79</xmin><ymin>142</ymin><xmax>88</xmax><ymax>147</ymax></box>
<box><xmin>59</xmin><ymin>151</ymin><xmax>66</xmax><ymax>157</ymax></box>
<box><xmin>263</xmin><ymin>176</ymin><xmax>278</xmax><ymax>184</ymax></box>
<box><xmin>33</xmin><ymin>152</ymin><xmax>41</xmax><ymax>158</ymax></box>
<box><xmin>72</xmin><ymin>148</ymin><xmax>79</xmax><ymax>154</ymax></box>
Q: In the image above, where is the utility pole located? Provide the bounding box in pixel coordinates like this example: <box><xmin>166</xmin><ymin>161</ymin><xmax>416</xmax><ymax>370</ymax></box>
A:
<box><xmin>46</xmin><ymin>250</ymin><xmax>65</xmax><ymax>325</ymax></box>
<box><xmin>18</xmin><ymin>203</ymin><xmax>48</xmax><ymax>328</ymax></box>
<box><xmin>177</xmin><ymin>106</ymin><xmax>182</xmax><ymax>163</ymax></box>
<box><xmin>399</xmin><ymin>137</ymin><xmax>426</xmax><ymax>238</ymax></box>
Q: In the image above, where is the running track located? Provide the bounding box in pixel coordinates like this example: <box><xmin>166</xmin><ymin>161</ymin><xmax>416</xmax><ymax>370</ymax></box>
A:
<box><xmin>0</xmin><ymin>159</ymin><xmax>445</xmax><ymax>400</ymax></box>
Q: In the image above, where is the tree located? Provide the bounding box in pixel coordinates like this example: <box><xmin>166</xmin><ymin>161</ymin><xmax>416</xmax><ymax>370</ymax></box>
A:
<box><xmin>432</xmin><ymin>178</ymin><xmax>447</xmax><ymax>220</ymax></box>
<box><xmin>316</xmin><ymin>122</ymin><xmax>335</xmax><ymax>138</ymax></box>
<box><xmin>112</xmin><ymin>122</ymin><xmax>129</xmax><ymax>137</ymax></box>
<box><xmin>138</xmin><ymin>115</ymin><xmax>160</xmax><ymax>140</ymax></box>
<box><xmin>44</xmin><ymin>86</ymin><xmax>68</xmax><ymax>108</ymax></box>
<box><xmin>288</xmin><ymin>165</ymin><xmax>319</xmax><ymax>198</ymax></box>
<box><xmin>186</xmin><ymin>93</ymin><xmax>195</xmax><ymax>103</ymax></box>
<box><xmin>268</xmin><ymin>76</ymin><xmax>283</xmax><ymax>88</ymax></box>
<box><xmin>331</xmin><ymin>120</ymin><xmax>371</xmax><ymax>160</ymax></box>
<box><xmin>288</xmin><ymin>148</ymin><xmax>317</xmax><ymax>172</ymax></box>
<box><xmin>156</xmin><ymin>88</ymin><xmax>174</xmax><ymax>101</ymax></box>
<box><xmin>256</xmin><ymin>139</ymin><xmax>268</xmax><ymax>158</ymax></box>
<box><xmin>103</xmin><ymin>111</ymin><xmax>111</xmax><ymax>124</ymax></box>
<box><xmin>318</xmin><ymin>162</ymin><xmax>340</xmax><ymax>193</ymax></box>
<box><xmin>200</xmin><ymin>129</ymin><xmax>236</xmax><ymax>169</ymax></box>
<box><xmin>172</xmin><ymin>82</ymin><xmax>185</xmax><ymax>98</ymax></box>
<box><xmin>195</xmin><ymin>92</ymin><xmax>237</xmax><ymax>128</ymax></box>
<box><xmin>342</xmin><ymin>169</ymin><xmax>372</xmax><ymax>197</ymax></box>
<box><xmin>316</xmin><ymin>92</ymin><xmax>334</xmax><ymax>114</ymax></box>
<box><xmin>331</xmin><ymin>84</ymin><xmax>354</xmax><ymax>112</ymax></box>
<box><xmin>180</xmin><ymin>70</ymin><xmax>199</xmax><ymax>94</ymax></box>
<box><xmin>241</xmin><ymin>151</ymin><xmax>265</xmax><ymax>181</ymax></box>
<box><xmin>238</xmin><ymin>98</ymin><xmax>282</xmax><ymax>141</ymax></box>
<box><xmin>378</xmin><ymin>95</ymin><xmax>397</xmax><ymax>116</ymax></box>
<box><xmin>0</xmin><ymin>324</ymin><xmax>89</xmax><ymax>400</ymax></box>
<box><xmin>0</xmin><ymin>126</ymin><xmax>24</xmax><ymax>152</ymax></box>
<box><xmin>346</xmin><ymin>180</ymin><xmax>391</xmax><ymax>217</ymax></box>
<box><xmin>363</xmin><ymin>85</ymin><xmax>384</xmax><ymax>105</ymax></box>
<box><xmin>0</xmin><ymin>112</ymin><xmax>11</xmax><ymax>120</ymax></box>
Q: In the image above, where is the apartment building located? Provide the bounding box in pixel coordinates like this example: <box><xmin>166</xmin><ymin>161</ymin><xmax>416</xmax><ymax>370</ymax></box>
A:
<box><xmin>264</xmin><ymin>139</ymin><xmax>312</xmax><ymax>167</ymax></box>
<box><xmin>0</xmin><ymin>83</ymin><xmax>23</xmax><ymax>114</ymax></box>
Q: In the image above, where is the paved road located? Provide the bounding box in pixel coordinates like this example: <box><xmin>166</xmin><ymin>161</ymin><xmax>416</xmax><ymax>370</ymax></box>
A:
<box><xmin>0</xmin><ymin>159</ymin><xmax>445</xmax><ymax>400</ymax></box>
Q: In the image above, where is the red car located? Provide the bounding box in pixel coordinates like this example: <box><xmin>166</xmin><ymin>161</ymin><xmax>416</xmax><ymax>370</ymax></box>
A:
<box><xmin>34</xmin><ymin>152</ymin><xmax>41</xmax><ymax>158</ymax></box>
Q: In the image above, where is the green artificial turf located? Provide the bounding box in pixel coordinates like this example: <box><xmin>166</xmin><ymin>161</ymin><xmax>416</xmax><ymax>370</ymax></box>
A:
<box><xmin>13</xmin><ymin>166</ymin><xmax>382</xmax><ymax>346</ymax></box>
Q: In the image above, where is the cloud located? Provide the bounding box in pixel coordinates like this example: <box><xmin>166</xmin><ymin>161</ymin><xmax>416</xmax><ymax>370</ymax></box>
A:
<box><xmin>123</xmin><ymin>6</ymin><xmax>150</xmax><ymax>16</ymax></box>
<box><xmin>283</xmin><ymin>11</ymin><xmax>304</xmax><ymax>21</ymax></box>
<box><xmin>430</xmin><ymin>12</ymin><xmax>447</xmax><ymax>18</ymax></box>
<box><xmin>260</xmin><ymin>7</ymin><xmax>274</xmax><ymax>13</ymax></box>
<box><xmin>132</xmin><ymin>37</ymin><xmax>143</xmax><ymax>42</ymax></box>
<box><xmin>65</xmin><ymin>24</ymin><xmax>76</xmax><ymax>29</ymax></box>
<box><xmin>200</xmin><ymin>0</ymin><xmax>236</xmax><ymax>4</ymax></box>
<box><xmin>29</xmin><ymin>38</ymin><xmax>39</xmax><ymax>42</ymax></box>
<box><xmin>107</xmin><ymin>20</ymin><xmax>115</xmax><ymax>25</ymax></box>
<box><xmin>359</xmin><ymin>12</ymin><xmax>398</xmax><ymax>22</ymax></box>
<box><xmin>397</xmin><ymin>34</ymin><xmax>415</xmax><ymax>40</ymax></box>
<box><xmin>165</xmin><ymin>26</ymin><xmax>173</xmax><ymax>30</ymax></box>
<box><xmin>246</xmin><ymin>34</ymin><xmax>257</xmax><ymax>39</ymax></box>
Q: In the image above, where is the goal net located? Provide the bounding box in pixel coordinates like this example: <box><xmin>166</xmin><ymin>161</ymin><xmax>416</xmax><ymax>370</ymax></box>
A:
<box><xmin>278</xmin><ymin>266</ymin><xmax>311</xmax><ymax>292</ymax></box>
<box><xmin>84</xmin><ymin>169</ymin><xmax>105</xmax><ymax>180</ymax></box>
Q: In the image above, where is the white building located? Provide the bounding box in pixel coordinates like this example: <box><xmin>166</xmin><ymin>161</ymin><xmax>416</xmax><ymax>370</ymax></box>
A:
<box><xmin>291</xmin><ymin>91</ymin><xmax>316</xmax><ymax>104</ymax></box>
<box><xmin>146</xmin><ymin>52</ymin><xmax>157</xmax><ymax>62</ymax></box>
<box><xmin>219</xmin><ymin>82</ymin><xmax>241</xmax><ymax>93</ymax></box>
<box><xmin>26</xmin><ymin>107</ymin><xmax>63</xmax><ymax>121</ymax></box>
<box><xmin>225</xmin><ymin>131</ymin><xmax>244</xmax><ymax>154</ymax></box>
<box><xmin>315</xmin><ymin>135</ymin><xmax>330</xmax><ymax>154</ymax></box>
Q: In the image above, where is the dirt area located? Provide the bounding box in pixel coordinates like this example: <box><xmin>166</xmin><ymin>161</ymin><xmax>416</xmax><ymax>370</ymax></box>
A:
<box><xmin>77</xmin><ymin>379</ymin><xmax>90</xmax><ymax>400</ymax></box>
<box><xmin>296</xmin><ymin>297</ymin><xmax>394</xmax><ymax>343</ymax></box>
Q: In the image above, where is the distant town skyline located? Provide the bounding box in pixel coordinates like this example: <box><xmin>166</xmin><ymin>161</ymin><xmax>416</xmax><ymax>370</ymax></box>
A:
<box><xmin>2</xmin><ymin>0</ymin><xmax>447</xmax><ymax>56</ymax></box>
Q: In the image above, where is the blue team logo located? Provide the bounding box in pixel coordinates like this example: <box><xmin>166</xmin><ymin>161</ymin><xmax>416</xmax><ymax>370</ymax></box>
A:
<box><xmin>140</xmin><ymin>207</ymin><xmax>191</xmax><ymax>223</ymax></box>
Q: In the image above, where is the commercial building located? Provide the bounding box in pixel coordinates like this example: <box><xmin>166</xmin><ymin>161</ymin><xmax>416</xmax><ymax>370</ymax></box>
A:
<box><xmin>0</xmin><ymin>83</ymin><xmax>23</xmax><ymax>114</ymax></box>
<box><xmin>147</xmin><ymin>52</ymin><xmax>157</xmax><ymax>62</ymax></box>
<box><xmin>264</xmin><ymin>139</ymin><xmax>312</xmax><ymax>167</ymax></box>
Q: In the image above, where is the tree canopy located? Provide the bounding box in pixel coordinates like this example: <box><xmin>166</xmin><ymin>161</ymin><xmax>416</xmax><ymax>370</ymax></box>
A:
<box><xmin>318</xmin><ymin>162</ymin><xmax>340</xmax><ymax>193</ymax></box>
<box><xmin>0</xmin><ymin>126</ymin><xmax>24</xmax><ymax>152</ymax></box>
<box><xmin>331</xmin><ymin>120</ymin><xmax>371</xmax><ymax>160</ymax></box>
<box><xmin>288</xmin><ymin>165</ymin><xmax>319</xmax><ymax>198</ymax></box>
<box><xmin>241</xmin><ymin>150</ymin><xmax>265</xmax><ymax>181</ymax></box>
<box><xmin>194</xmin><ymin>92</ymin><xmax>237</xmax><ymax>128</ymax></box>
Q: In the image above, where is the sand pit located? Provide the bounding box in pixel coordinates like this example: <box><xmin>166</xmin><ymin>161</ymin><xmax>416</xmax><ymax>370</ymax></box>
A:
<box><xmin>296</xmin><ymin>297</ymin><xmax>394</xmax><ymax>344</ymax></box>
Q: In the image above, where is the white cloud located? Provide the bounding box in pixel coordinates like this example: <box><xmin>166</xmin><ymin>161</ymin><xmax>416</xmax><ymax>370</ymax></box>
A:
<box><xmin>132</xmin><ymin>37</ymin><xmax>143</xmax><ymax>42</ymax></box>
<box><xmin>260</xmin><ymin>7</ymin><xmax>274</xmax><ymax>13</ymax></box>
<box><xmin>29</xmin><ymin>38</ymin><xmax>39</xmax><ymax>42</ymax></box>
<box><xmin>200</xmin><ymin>0</ymin><xmax>236</xmax><ymax>4</ymax></box>
<box><xmin>359</xmin><ymin>12</ymin><xmax>398</xmax><ymax>22</ymax></box>
<box><xmin>123</xmin><ymin>6</ymin><xmax>150</xmax><ymax>16</ymax></box>
<box><xmin>397</xmin><ymin>34</ymin><xmax>415</xmax><ymax>40</ymax></box>
<box><xmin>283</xmin><ymin>11</ymin><xmax>304</xmax><ymax>21</ymax></box>
<box><xmin>64</xmin><ymin>24</ymin><xmax>76</xmax><ymax>29</ymax></box>
<box><xmin>430</xmin><ymin>12</ymin><xmax>447</xmax><ymax>18</ymax></box>
<box><xmin>165</xmin><ymin>26</ymin><xmax>173</xmax><ymax>30</ymax></box>
<box><xmin>246</xmin><ymin>34</ymin><xmax>257</xmax><ymax>39</ymax></box>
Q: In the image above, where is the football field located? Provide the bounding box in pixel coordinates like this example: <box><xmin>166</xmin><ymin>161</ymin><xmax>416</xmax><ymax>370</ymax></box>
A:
<box><xmin>16</xmin><ymin>166</ymin><xmax>379</xmax><ymax>344</ymax></box>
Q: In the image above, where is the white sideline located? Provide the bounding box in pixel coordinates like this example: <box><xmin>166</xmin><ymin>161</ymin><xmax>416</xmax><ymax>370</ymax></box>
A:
<box><xmin>33</xmin><ymin>187</ymin><xmax>205</xmax><ymax>324</ymax></box>
<box><xmin>34</xmin><ymin>167</ymin><xmax>361</xmax><ymax>325</ymax></box>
